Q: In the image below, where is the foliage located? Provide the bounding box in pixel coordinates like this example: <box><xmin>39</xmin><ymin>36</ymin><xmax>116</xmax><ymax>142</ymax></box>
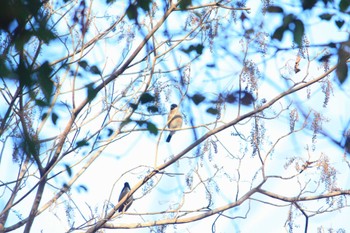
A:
<box><xmin>0</xmin><ymin>0</ymin><xmax>349</xmax><ymax>232</ymax></box>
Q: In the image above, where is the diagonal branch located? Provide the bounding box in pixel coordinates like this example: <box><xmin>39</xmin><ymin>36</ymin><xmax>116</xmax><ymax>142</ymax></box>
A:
<box><xmin>91</xmin><ymin>49</ymin><xmax>340</xmax><ymax>231</ymax></box>
<box><xmin>257</xmin><ymin>187</ymin><xmax>350</xmax><ymax>202</ymax></box>
<box><xmin>104</xmin><ymin>181</ymin><xmax>264</xmax><ymax>229</ymax></box>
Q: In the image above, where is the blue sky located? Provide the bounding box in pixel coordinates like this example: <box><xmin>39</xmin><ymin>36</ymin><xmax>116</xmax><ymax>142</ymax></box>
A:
<box><xmin>1</xmin><ymin>0</ymin><xmax>350</xmax><ymax>232</ymax></box>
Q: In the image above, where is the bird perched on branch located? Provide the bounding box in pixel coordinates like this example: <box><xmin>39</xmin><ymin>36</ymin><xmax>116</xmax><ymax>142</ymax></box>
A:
<box><xmin>166</xmin><ymin>104</ymin><xmax>183</xmax><ymax>143</ymax></box>
<box><xmin>118</xmin><ymin>182</ymin><xmax>133</xmax><ymax>212</ymax></box>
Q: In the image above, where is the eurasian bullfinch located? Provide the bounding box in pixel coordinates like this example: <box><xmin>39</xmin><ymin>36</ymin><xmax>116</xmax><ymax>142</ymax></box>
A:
<box><xmin>166</xmin><ymin>104</ymin><xmax>183</xmax><ymax>143</ymax></box>
<box><xmin>118</xmin><ymin>182</ymin><xmax>133</xmax><ymax>212</ymax></box>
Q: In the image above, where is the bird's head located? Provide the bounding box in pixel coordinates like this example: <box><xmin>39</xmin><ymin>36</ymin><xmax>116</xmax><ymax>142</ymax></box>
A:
<box><xmin>170</xmin><ymin>104</ymin><xmax>178</xmax><ymax>110</ymax></box>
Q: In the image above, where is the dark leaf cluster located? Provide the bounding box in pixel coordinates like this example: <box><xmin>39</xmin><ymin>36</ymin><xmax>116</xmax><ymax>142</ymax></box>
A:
<box><xmin>190</xmin><ymin>90</ymin><xmax>255</xmax><ymax>115</ymax></box>
<box><xmin>268</xmin><ymin>0</ymin><xmax>350</xmax><ymax>84</ymax></box>
<box><xmin>181</xmin><ymin>44</ymin><xmax>204</xmax><ymax>56</ymax></box>
<box><xmin>0</xmin><ymin>0</ymin><xmax>57</xmax><ymax>106</ymax></box>
<box><xmin>124</xmin><ymin>0</ymin><xmax>152</xmax><ymax>22</ymax></box>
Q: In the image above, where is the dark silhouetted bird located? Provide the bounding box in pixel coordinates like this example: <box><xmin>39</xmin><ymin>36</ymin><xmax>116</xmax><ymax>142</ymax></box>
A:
<box><xmin>118</xmin><ymin>182</ymin><xmax>133</xmax><ymax>212</ymax></box>
<box><xmin>166</xmin><ymin>104</ymin><xmax>183</xmax><ymax>143</ymax></box>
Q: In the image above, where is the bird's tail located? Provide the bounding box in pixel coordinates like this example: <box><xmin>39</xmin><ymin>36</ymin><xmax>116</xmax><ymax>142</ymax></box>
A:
<box><xmin>166</xmin><ymin>134</ymin><xmax>172</xmax><ymax>142</ymax></box>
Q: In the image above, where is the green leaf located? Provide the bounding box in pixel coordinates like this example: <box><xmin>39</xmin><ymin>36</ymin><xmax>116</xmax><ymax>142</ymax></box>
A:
<box><xmin>41</xmin><ymin>112</ymin><xmax>48</xmax><ymax>120</ymax></box>
<box><xmin>14</xmin><ymin>29</ymin><xmax>32</xmax><ymax>52</ymax></box>
<box><xmin>266</xmin><ymin>6</ymin><xmax>284</xmax><ymax>13</ymax></box>
<box><xmin>191</xmin><ymin>93</ymin><xmax>205</xmax><ymax>105</ymax></box>
<box><xmin>135</xmin><ymin>120</ymin><xmax>146</xmax><ymax>127</ymax></box>
<box><xmin>129</xmin><ymin>103</ymin><xmax>138</xmax><ymax>110</ymax></box>
<box><xmin>18</xmin><ymin>61</ymin><xmax>32</xmax><ymax>87</ymax></box>
<box><xmin>226</xmin><ymin>93</ymin><xmax>237</xmax><ymax>103</ymax></box>
<box><xmin>37</xmin><ymin>61</ymin><xmax>54</xmax><ymax>104</ymax></box>
<box><xmin>321</xmin><ymin>0</ymin><xmax>332</xmax><ymax>5</ymax></box>
<box><xmin>89</xmin><ymin>65</ymin><xmax>101</xmax><ymax>75</ymax></box>
<box><xmin>134</xmin><ymin>120</ymin><xmax>158</xmax><ymax>135</ymax></box>
<box><xmin>302</xmin><ymin>0</ymin><xmax>317</xmax><ymax>9</ymax></box>
<box><xmin>206</xmin><ymin>63</ymin><xmax>216</xmax><ymax>68</ymax></box>
<box><xmin>0</xmin><ymin>57</ymin><xmax>10</xmax><ymax>77</ymax></box>
<box><xmin>181</xmin><ymin>44</ymin><xmax>204</xmax><ymax>55</ymax></box>
<box><xmin>293</xmin><ymin>19</ymin><xmax>305</xmax><ymax>46</ymax></box>
<box><xmin>126</xmin><ymin>4</ymin><xmax>138</xmax><ymax>20</ymax></box>
<box><xmin>86</xmin><ymin>84</ymin><xmax>97</xmax><ymax>102</ymax></box>
<box><xmin>335</xmin><ymin>20</ymin><xmax>345</xmax><ymax>29</ymax></box>
<box><xmin>282</xmin><ymin>14</ymin><xmax>295</xmax><ymax>26</ymax></box>
<box><xmin>328</xmin><ymin>42</ymin><xmax>337</xmax><ymax>48</ymax></box>
<box><xmin>344</xmin><ymin>136</ymin><xmax>350</xmax><ymax>153</ymax></box>
<box><xmin>336</xmin><ymin>61</ymin><xmax>348</xmax><ymax>84</ymax></box>
<box><xmin>206</xmin><ymin>107</ymin><xmax>219</xmax><ymax>115</ymax></box>
<box><xmin>22</xmin><ymin>135</ymin><xmax>39</xmax><ymax>158</ymax></box>
<box><xmin>179</xmin><ymin>0</ymin><xmax>192</xmax><ymax>10</ymax></box>
<box><xmin>337</xmin><ymin>45</ymin><xmax>350</xmax><ymax>84</ymax></box>
<box><xmin>339</xmin><ymin>0</ymin><xmax>350</xmax><ymax>12</ymax></box>
<box><xmin>120</xmin><ymin>118</ymin><xmax>132</xmax><ymax>128</ymax></box>
<box><xmin>194</xmin><ymin>44</ymin><xmax>204</xmax><ymax>55</ymax></box>
<box><xmin>147</xmin><ymin>122</ymin><xmax>158</xmax><ymax>135</ymax></box>
<box><xmin>140</xmin><ymin>92</ymin><xmax>155</xmax><ymax>104</ymax></box>
<box><xmin>64</xmin><ymin>164</ymin><xmax>72</xmax><ymax>177</ymax></box>
<box><xmin>147</xmin><ymin>105</ymin><xmax>159</xmax><ymax>113</ymax></box>
<box><xmin>319</xmin><ymin>13</ymin><xmax>334</xmax><ymax>20</ymax></box>
<box><xmin>137</xmin><ymin>0</ymin><xmax>151</xmax><ymax>11</ymax></box>
<box><xmin>319</xmin><ymin>54</ymin><xmax>332</xmax><ymax>62</ymax></box>
<box><xmin>240</xmin><ymin>92</ymin><xmax>255</xmax><ymax>106</ymax></box>
<box><xmin>77</xmin><ymin>184</ymin><xmax>88</xmax><ymax>193</ymax></box>
<box><xmin>107</xmin><ymin>128</ymin><xmax>114</xmax><ymax>137</ymax></box>
<box><xmin>272</xmin><ymin>26</ymin><xmax>286</xmax><ymax>41</ymax></box>
<box><xmin>35</xmin><ymin>99</ymin><xmax>48</xmax><ymax>107</ymax></box>
<box><xmin>51</xmin><ymin>112</ymin><xmax>59</xmax><ymax>125</ymax></box>
<box><xmin>36</xmin><ymin>26</ymin><xmax>56</xmax><ymax>44</ymax></box>
<box><xmin>76</xmin><ymin>139</ymin><xmax>89</xmax><ymax>147</ymax></box>
<box><xmin>78</xmin><ymin>60</ymin><xmax>89</xmax><ymax>70</ymax></box>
